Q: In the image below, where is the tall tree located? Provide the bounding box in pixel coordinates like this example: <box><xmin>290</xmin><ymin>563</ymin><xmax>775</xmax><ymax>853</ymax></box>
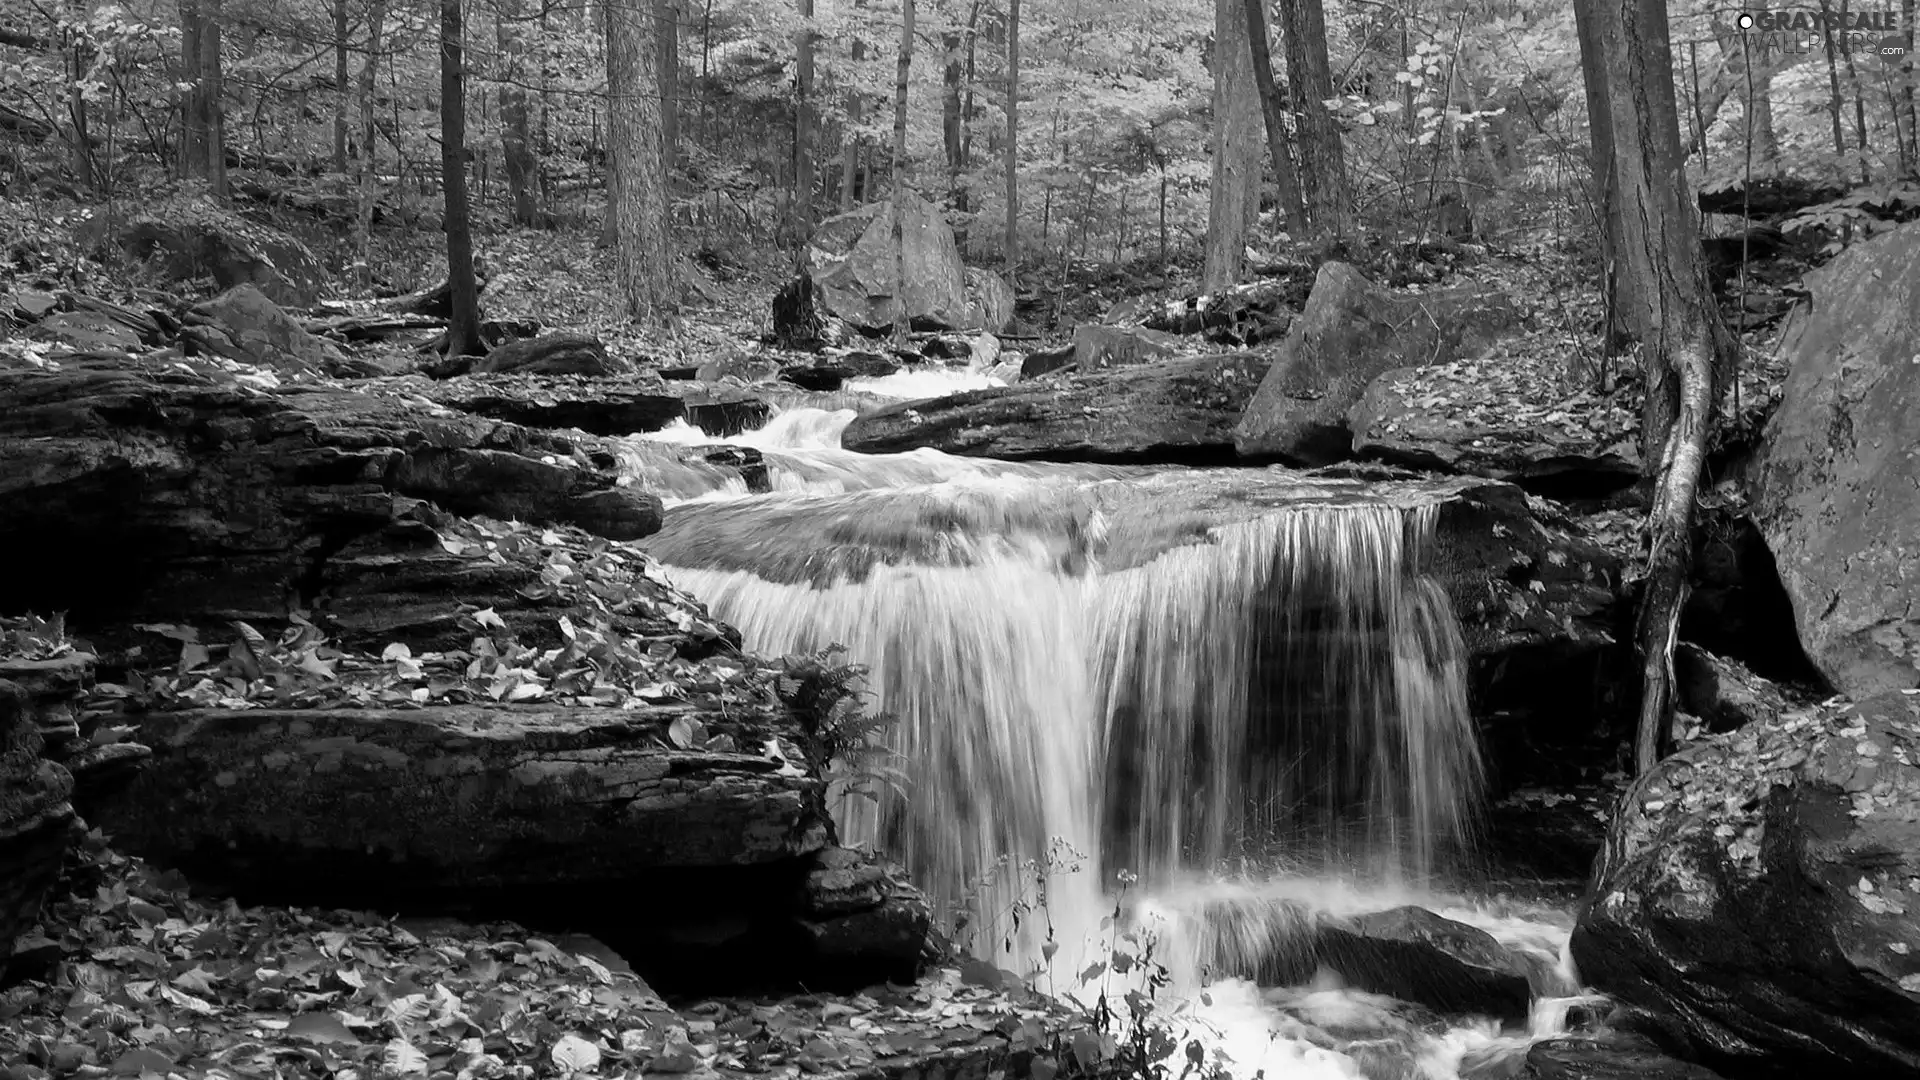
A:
<box><xmin>793</xmin><ymin>0</ymin><xmax>817</xmax><ymax>238</ymax></box>
<box><xmin>1243</xmin><ymin>0</ymin><xmax>1304</xmax><ymax>232</ymax></box>
<box><xmin>839</xmin><ymin>0</ymin><xmax>869</xmax><ymax>211</ymax></box>
<box><xmin>606</xmin><ymin>0</ymin><xmax>675</xmax><ymax>322</ymax></box>
<box><xmin>178</xmin><ymin>0</ymin><xmax>227</xmax><ymax>195</ymax></box>
<box><xmin>1276</xmin><ymin>0</ymin><xmax>1344</xmax><ymax>235</ymax></box>
<box><xmin>333</xmin><ymin>0</ymin><xmax>349</xmax><ymax>173</ymax></box>
<box><xmin>1574</xmin><ymin>0</ymin><xmax>1631</xmax><ymax>349</ymax></box>
<box><xmin>439</xmin><ymin>0</ymin><xmax>483</xmax><ymax>357</ymax></box>
<box><xmin>1202</xmin><ymin>0</ymin><xmax>1262</xmax><ymax>291</ymax></box>
<box><xmin>1575</xmin><ymin>0</ymin><xmax>1735</xmax><ymax>774</ymax></box>
<box><xmin>499</xmin><ymin>0</ymin><xmax>542</xmax><ymax>226</ymax></box>
<box><xmin>1004</xmin><ymin>0</ymin><xmax>1020</xmax><ymax>276</ymax></box>
<box><xmin>656</xmin><ymin>0</ymin><xmax>679</xmax><ymax>172</ymax></box>
<box><xmin>890</xmin><ymin>0</ymin><xmax>915</xmax><ymax>341</ymax></box>
<box><xmin>354</xmin><ymin>0</ymin><xmax>388</xmax><ymax>288</ymax></box>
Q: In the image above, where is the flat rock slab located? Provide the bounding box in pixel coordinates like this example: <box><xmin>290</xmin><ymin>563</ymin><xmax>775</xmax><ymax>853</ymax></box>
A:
<box><xmin>1234</xmin><ymin>262</ymin><xmax>1520</xmax><ymax>464</ymax></box>
<box><xmin>89</xmin><ymin>704</ymin><xmax>830</xmax><ymax>893</ymax></box>
<box><xmin>1572</xmin><ymin>691</ymin><xmax>1920</xmax><ymax>1077</ymax></box>
<box><xmin>1754</xmin><ymin>220</ymin><xmax>1920</xmax><ymax>696</ymax></box>
<box><xmin>411</xmin><ymin>373</ymin><xmax>771</xmax><ymax>437</ymax></box>
<box><xmin>841</xmin><ymin>353</ymin><xmax>1269</xmax><ymax>463</ymax></box>
<box><xmin>1349</xmin><ymin>356</ymin><xmax>1640</xmax><ymax>490</ymax></box>
<box><xmin>0</xmin><ymin>357</ymin><xmax>661</xmax><ymax>625</ymax></box>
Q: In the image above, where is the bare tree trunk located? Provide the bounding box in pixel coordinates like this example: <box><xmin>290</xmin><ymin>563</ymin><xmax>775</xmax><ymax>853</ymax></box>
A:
<box><xmin>1243</xmin><ymin>0</ymin><xmax>1304</xmax><ymax>232</ymax></box>
<box><xmin>942</xmin><ymin>28</ymin><xmax>962</xmax><ymax>218</ymax></box>
<box><xmin>840</xmin><ymin>0</ymin><xmax>868</xmax><ymax>211</ymax></box>
<box><xmin>439</xmin><ymin>0</ymin><xmax>483</xmax><ymax>356</ymax></box>
<box><xmin>792</xmin><ymin>0</ymin><xmax>816</xmax><ymax>239</ymax></box>
<box><xmin>203</xmin><ymin>0</ymin><xmax>227</xmax><ymax>196</ymax></box>
<box><xmin>890</xmin><ymin>0</ymin><xmax>914</xmax><ymax>342</ymax></box>
<box><xmin>656</xmin><ymin>0</ymin><xmax>678</xmax><ymax>174</ymax></box>
<box><xmin>499</xmin><ymin>0</ymin><xmax>541</xmax><ymax>225</ymax></box>
<box><xmin>355</xmin><ymin>0</ymin><xmax>388</xmax><ymax>288</ymax></box>
<box><xmin>1004</xmin><ymin>0</ymin><xmax>1019</xmax><ymax>277</ymax></box>
<box><xmin>1578</xmin><ymin>0</ymin><xmax>1735</xmax><ymax>775</ymax></box>
<box><xmin>1275</xmin><ymin>0</ymin><xmax>1344</xmax><ymax>236</ymax></box>
<box><xmin>1816</xmin><ymin>0</ymin><xmax>1848</xmax><ymax>157</ymax></box>
<box><xmin>606</xmin><ymin>0</ymin><xmax>675</xmax><ymax>322</ymax></box>
<box><xmin>1904</xmin><ymin>0</ymin><xmax>1918</xmax><ymax>174</ymax></box>
<box><xmin>177</xmin><ymin>0</ymin><xmax>226</xmax><ymax>195</ymax></box>
<box><xmin>333</xmin><ymin>0</ymin><xmax>349</xmax><ymax>173</ymax></box>
<box><xmin>1574</xmin><ymin>0</ymin><xmax>1632</xmax><ymax>354</ymax></box>
<box><xmin>1202</xmin><ymin>0</ymin><xmax>1261</xmax><ymax>291</ymax></box>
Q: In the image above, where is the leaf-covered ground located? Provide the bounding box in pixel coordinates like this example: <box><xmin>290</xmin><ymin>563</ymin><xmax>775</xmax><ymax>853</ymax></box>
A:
<box><xmin>1</xmin><ymin>831</ymin><xmax>1086</xmax><ymax>1080</ymax></box>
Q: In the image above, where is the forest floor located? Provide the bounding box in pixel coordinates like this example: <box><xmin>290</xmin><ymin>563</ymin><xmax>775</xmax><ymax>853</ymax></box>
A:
<box><xmin>0</xmin><ymin>183</ymin><xmax>1819</xmax><ymax>1080</ymax></box>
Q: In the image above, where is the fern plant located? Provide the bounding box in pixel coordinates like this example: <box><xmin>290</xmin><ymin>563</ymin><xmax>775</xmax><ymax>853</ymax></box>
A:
<box><xmin>773</xmin><ymin>645</ymin><xmax>909</xmax><ymax>809</ymax></box>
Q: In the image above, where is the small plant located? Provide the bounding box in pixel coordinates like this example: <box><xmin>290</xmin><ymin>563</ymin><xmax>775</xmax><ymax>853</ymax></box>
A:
<box><xmin>774</xmin><ymin>645</ymin><xmax>908</xmax><ymax>807</ymax></box>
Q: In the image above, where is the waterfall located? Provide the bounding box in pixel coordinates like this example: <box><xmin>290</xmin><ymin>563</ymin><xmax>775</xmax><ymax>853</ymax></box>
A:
<box><xmin>653</xmin><ymin>463</ymin><xmax>1481</xmax><ymax>977</ymax></box>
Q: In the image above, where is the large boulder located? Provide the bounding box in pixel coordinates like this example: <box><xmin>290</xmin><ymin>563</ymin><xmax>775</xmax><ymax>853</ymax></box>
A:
<box><xmin>1348</xmin><ymin>356</ymin><xmax>1641</xmax><ymax>492</ymax></box>
<box><xmin>1753</xmin><ymin>222</ymin><xmax>1920</xmax><ymax>696</ymax></box>
<box><xmin>183</xmin><ymin>284</ymin><xmax>351</xmax><ymax>375</ymax></box>
<box><xmin>841</xmin><ymin>353</ymin><xmax>1269</xmax><ymax>462</ymax></box>
<box><xmin>1234</xmin><ymin>263</ymin><xmax>1521</xmax><ymax>464</ymax></box>
<box><xmin>813</xmin><ymin>194</ymin><xmax>972</xmax><ymax>331</ymax></box>
<box><xmin>472</xmin><ymin>331</ymin><xmax>620</xmax><ymax>378</ymax></box>
<box><xmin>1072</xmin><ymin>324</ymin><xmax>1181</xmax><ymax>372</ymax></box>
<box><xmin>1571</xmin><ymin>692</ymin><xmax>1920</xmax><ymax>1077</ymax></box>
<box><xmin>91</xmin><ymin>207</ymin><xmax>328</xmax><ymax>308</ymax></box>
<box><xmin>0</xmin><ymin>357</ymin><xmax>661</xmax><ymax>629</ymax></box>
<box><xmin>965</xmin><ymin>267</ymin><xmax>1016</xmax><ymax>334</ymax></box>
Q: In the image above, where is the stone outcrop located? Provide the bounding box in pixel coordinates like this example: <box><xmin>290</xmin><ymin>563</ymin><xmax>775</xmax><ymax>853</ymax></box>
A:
<box><xmin>413</xmin><ymin>373</ymin><xmax>770</xmax><ymax>437</ymax></box>
<box><xmin>471</xmin><ymin>331</ymin><xmax>620</xmax><ymax>377</ymax></box>
<box><xmin>90</xmin><ymin>208</ymin><xmax>328</xmax><ymax>308</ymax></box>
<box><xmin>0</xmin><ymin>357</ymin><xmax>661</xmax><ymax>630</ymax></box>
<box><xmin>1571</xmin><ymin>692</ymin><xmax>1920</xmax><ymax>1077</ymax></box>
<box><xmin>1348</xmin><ymin>360</ymin><xmax>1640</xmax><ymax>493</ymax></box>
<box><xmin>965</xmin><ymin>267</ymin><xmax>1016</xmax><ymax>334</ymax></box>
<box><xmin>1753</xmin><ymin>221</ymin><xmax>1920</xmax><ymax>696</ymax></box>
<box><xmin>0</xmin><ymin>677</ymin><xmax>76</xmax><ymax>984</ymax></box>
<box><xmin>779</xmin><ymin>351</ymin><xmax>901</xmax><ymax>392</ymax></box>
<box><xmin>89</xmin><ymin>703</ymin><xmax>829</xmax><ymax>891</ymax></box>
<box><xmin>182</xmin><ymin>284</ymin><xmax>352</xmax><ymax>375</ymax></box>
<box><xmin>1234</xmin><ymin>263</ymin><xmax>1520</xmax><ymax>464</ymax></box>
<box><xmin>813</xmin><ymin>194</ymin><xmax>972</xmax><ymax>331</ymax></box>
<box><xmin>1070</xmin><ymin>323</ymin><xmax>1181</xmax><ymax>372</ymax></box>
<box><xmin>841</xmin><ymin>353</ymin><xmax>1269</xmax><ymax>463</ymax></box>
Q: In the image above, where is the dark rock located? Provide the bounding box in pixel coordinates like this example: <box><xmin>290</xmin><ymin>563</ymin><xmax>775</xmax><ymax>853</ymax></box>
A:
<box><xmin>1519</xmin><ymin>1034</ymin><xmax>1727</xmax><ymax>1080</ymax></box>
<box><xmin>1752</xmin><ymin>221</ymin><xmax>1920</xmax><ymax>696</ymax></box>
<box><xmin>470</xmin><ymin>331</ymin><xmax>617</xmax><ymax>378</ymax></box>
<box><xmin>30</xmin><ymin>309</ymin><xmax>144</xmax><ymax>354</ymax></box>
<box><xmin>89</xmin><ymin>704</ymin><xmax>830</xmax><ymax>892</ymax></box>
<box><xmin>416</xmin><ymin>373</ymin><xmax>768</xmax><ymax>437</ymax></box>
<box><xmin>183</xmin><ymin>284</ymin><xmax>350</xmax><ymax>375</ymax></box>
<box><xmin>1349</xmin><ymin>364</ymin><xmax>1640</xmax><ymax>495</ymax></box>
<box><xmin>104</xmin><ymin>212</ymin><xmax>327</xmax><ymax>308</ymax></box>
<box><xmin>1235</xmin><ymin>263</ymin><xmax>1521</xmax><ymax>464</ymax></box>
<box><xmin>1242</xmin><ymin>903</ymin><xmax>1534</xmax><ymax>1019</ymax></box>
<box><xmin>1072</xmin><ymin>323</ymin><xmax>1180</xmax><ymax>371</ymax></box>
<box><xmin>965</xmin><ymin>267</ymin><xmax>1016</xmax><ymax>334</ymax></box>
<box><xmin>1674</xmin><ymin>642</ymin><xmax>1789</xmax><ymax>734</ymax></box>
<box><xmin>0</xmin><ymin>679</ymin><xmax>76</xmax><ymax>985</ymax></box>
<box><xmin>796</xmin><ymin>847</ymin><xmax>934</xmax><ymax>986</ymax></box>
<box><xmin>1682</xmin><ymin>512</ymin><xmax>1826</xmax><ymax>683</ymax></box>
<box><xmin>770</xmin><ymin>271</ymin><xmax>835</xmax><ymax>350</ymax></box>
<box><xmin>780</xmin><ymin>351</ymin><xmax>901</xmax><ymax>392</ymax></box>
<box><xmin>1571</xmin><ymin>691</ymin><xmax>1920</xmax><ymax>1078</ymax></box>
<box><xmin>1018</xmin><ymin>343</ymin><xmax>1076</xmax><ymax>380</ymax></box>
<box><xmin>813</xmin><ymin>194</ymin><xmax>971</xmax><ymax>331</ymax></box>
<box><xmin>0</xmin><ymin>357</ymin><xmax>661</xmax><ymax>628</ymax></box>
<box><xmin>841</xmin><ymin>353</ymin><xmax>1269</xmax><ymax>463</ymax></box>
<box><xmin>1139</xmin><ymin>278</ymin><xmax>1304</xmax><ymax>345</ymax></box>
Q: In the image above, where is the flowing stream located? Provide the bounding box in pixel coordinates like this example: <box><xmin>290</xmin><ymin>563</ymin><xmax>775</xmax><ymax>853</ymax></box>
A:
<box><xmin>625</xmin><ymin>369</ymin><xmax>1596</xmax><ymax>1079</ymax></box>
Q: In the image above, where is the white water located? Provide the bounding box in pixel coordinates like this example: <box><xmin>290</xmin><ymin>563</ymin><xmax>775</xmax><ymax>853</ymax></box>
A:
<box><xmin>629</xmin><ymin>372</ymin><xmax>1588</xmax><ymax>1079</ymax></box>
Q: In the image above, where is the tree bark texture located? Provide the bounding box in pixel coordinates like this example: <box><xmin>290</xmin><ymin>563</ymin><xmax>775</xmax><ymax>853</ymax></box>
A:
<box><xmin>354</xmin><ymin>0</ymin><xmax>387</xmax><ymax>287</ymax></box>
<box><xmin>793</xmin><ymin>0</ymin><xmax>817</xmax><ymax>238</ymax></box>
<box><xmin>1243</xmin><ymin>0</ymin><xmax>1305</xmax><ymax>232</ymax></box>
<box><xmin>1276</xmin><ymin>0</ymin><xmax>1345</xmax><ymax>236</ymax></box>
<box><xmin>1578</xmin><ymin>0</ymin><xmax>1735</xmax><ymax>774</ymax></box>
<box><xmin>439</xmin><ymin>0</ymin><xmax>483</xmax><ymax>356</ymax></box>
<box><xmin>606</xmin><ymin>0</ymin><xmax>675</xmax><ymax>323</ymax></box>
<box><xmin>499</xmin><ymin>0</ymin><xmax>542</xmax><ymax>226</ymax></box>
<box><xmin>1005</xmin><ymin>0</ymin><xmax>1020</xmax><ymax>276</ymax></box>
<box><xmin>890</xmin><ymin>0</ymin><xmax>914</xmax><ymax>342</ymax></box>
<box><xmin>1202</xmin><ymin>0</ymin><xmax>1262</xmax><ymax>292</ymax></box>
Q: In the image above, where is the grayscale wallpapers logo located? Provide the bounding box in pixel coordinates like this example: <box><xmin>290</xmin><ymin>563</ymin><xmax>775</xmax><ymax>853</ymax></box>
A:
<box><xmin>1728</xmin><ymin>7</ymin><xmax>1912</xmax><ymax>62</ymax></box>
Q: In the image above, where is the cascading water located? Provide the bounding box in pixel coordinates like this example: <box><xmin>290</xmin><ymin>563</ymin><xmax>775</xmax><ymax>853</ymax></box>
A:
<box><xmin>627</xmin><ymin>372</ymin><xmax>1593</xmax><ymax>1078</ymax></box>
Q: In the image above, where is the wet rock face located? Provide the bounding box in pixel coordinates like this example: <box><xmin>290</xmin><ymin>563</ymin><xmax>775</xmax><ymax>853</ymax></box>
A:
<box><xmin>840</xmin><ymin>354</ymin><xmax>1269</xmax><ymax>463</ymax></box>
<box><xmin>1753</xmin><ymin>221</ymin><xmax>1920</xmax><ymax>697</ymax></box>
<box><xmin>1234</xmin><ymin>262</ymin><xmax>1522</xmax><ymax>465</ymax></box>
<box><xmin>0</xmin><ymin>358</ymin><xmax>661</xmax><ymax>626</ymax></box>
<box><xmin>1571</xmin><ymin>691</ymin><xmax>1920</xmax><ymax>1077</ymax></box>
<box><xmin>0</xmin><ymin>677</ymin><xmax>76</xmax><ymax>985</ymax></box>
